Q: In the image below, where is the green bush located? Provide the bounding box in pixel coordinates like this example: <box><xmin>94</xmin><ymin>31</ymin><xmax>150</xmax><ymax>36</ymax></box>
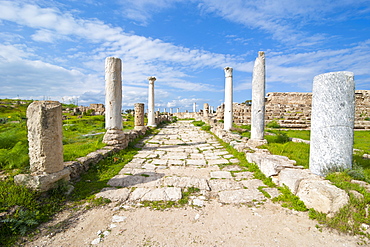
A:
<box><xmin>266</xmin><ymin>120</ymin><xmax>280</xmax><ymax>128</ymax></box>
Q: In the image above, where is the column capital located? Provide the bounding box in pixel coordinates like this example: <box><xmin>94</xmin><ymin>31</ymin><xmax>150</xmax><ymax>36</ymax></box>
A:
<box><xmin>147</xmin><ymin>76</ymin><xmax>156</xmax><ymax>82</ymax></box>
<box><xmin>224</xmin><ymin>67</ymin><xmax>233</xmax><ymax>77</ymax></box>
<box><xmin>258</xmin><ymin>51</ymin><xmax>265</xmax><ymax>58</ymax></box>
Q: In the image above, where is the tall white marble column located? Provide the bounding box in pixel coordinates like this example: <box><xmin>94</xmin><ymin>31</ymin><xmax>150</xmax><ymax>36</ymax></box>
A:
<box><xmin>224</xmin><ymin>67</ymin><xmax>233</xmax><ymax>131</ymax></box>
<box><xmin>309</xmin><ymin>71</ymin><xmax>355</xmax><ymax>176</ymax></box>
<box><xmin>103</xmin><ymin>57</ymin><xmax>127</xmax><ymax>146</ymax></box>
<box><xmin>147</xmin><ymin>76</ymin><xmax>156</xmax><ymax>127</ymax></box>
<box><xmin>193</xmin><ymin>102</ymin><xmax>196</xmax><ymax>113</ymax></box>
<box><xmin>250</xmin><ymin>51</ymin><xmax>266</xmax><ymax>141</ymax></box>
<box><xmin>105</xmin><ymin>57</ymin><xmax>122</xmax><ymax>130</ymax></box>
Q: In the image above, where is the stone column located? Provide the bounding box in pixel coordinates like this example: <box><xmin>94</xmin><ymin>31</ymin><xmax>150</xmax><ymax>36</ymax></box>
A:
<box><xmin>309</xmin><ymin>71</ymin><xmax>355</xmax><ymax>176</ymax></box>
<box><xmin>105</xmin><ymin>57</ymin><xmax>122</xmax><ymax>130</ymax></box>
<box><xmin>193</xmin><ymin>102</ymin><xmax>196</xmax><ymax>113</ymax></box>
<box><xmin>134</xmin><ymin>103</ymin><xmax>145</xmax><ymax>132</ymax></box>
<box><xmin>147</xmin><ymin>76</ymin><xmax>156</xmax><ymax>127</ymax></box>
<box><xmin>170</xmin><ymin>108</ymin><xmax>173</xmax><ymax>114</ymax></box>
<box><xmin>103</xmin><ymin>57</ymin><xmax>127</xmax><ymax>147</ymax></box>
<box><xmin>249</xmin><ymin>51</ymin><xmax>267</xmax><ymax>146</ymax></box>
<box><xmin>177</xmin><ymin>108</ymin><xmax>179</xmax><ymax>113</ymax></box>
<box><xmin>224</xmin><ymin>67</ymin><xmax>233</xmax><ymax>131</ymax></box>
<box><xmin>14</xmin><ymin>101</ymin><xmax>70</xmax><ymax>191</ymax></box>
<box><xmin>203</xmin><ymin>103</ymin><xmax>209</xmax><ymax>118</ymax></box>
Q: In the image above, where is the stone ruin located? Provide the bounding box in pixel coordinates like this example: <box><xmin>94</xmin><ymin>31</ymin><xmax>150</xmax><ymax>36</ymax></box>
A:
<box><xmin>63</xmin><ymin>103</ymin><xmax>105</xmax><ymax>116</ymax></box>
<box><xmin>217</xmin><ymin>90</ymin><xmax>370</xmax><ymax>129</ymax></box>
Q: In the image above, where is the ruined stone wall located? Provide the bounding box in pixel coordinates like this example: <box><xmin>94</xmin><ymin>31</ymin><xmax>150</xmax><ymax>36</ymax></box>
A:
<box><xmin>216</xmin><ymin>90</ymin><xmax>370</xmax><ymax>129</ymax></box>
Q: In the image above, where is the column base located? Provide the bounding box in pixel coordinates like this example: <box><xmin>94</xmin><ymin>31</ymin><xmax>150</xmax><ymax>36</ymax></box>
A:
<box><xmin>247</xmin><ymin>138</ymin><xmax>268</xmax><ymax>148</ymax></box>
<box><xmin>14</xmin><ymin>167</ymin><xmax>71</xmax><ymax>192</ymax></box>
<box><xmin>103</xmin><ymin>129</ymin><xmax>128</xmax><ymax>148</ymax></box>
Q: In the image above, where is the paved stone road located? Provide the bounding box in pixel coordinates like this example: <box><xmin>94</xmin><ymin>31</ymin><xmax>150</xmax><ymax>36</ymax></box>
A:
<box><xmin>96</xmin><ymin>120</ymin><xmax>280</xmax><ymax>205</ymax></box>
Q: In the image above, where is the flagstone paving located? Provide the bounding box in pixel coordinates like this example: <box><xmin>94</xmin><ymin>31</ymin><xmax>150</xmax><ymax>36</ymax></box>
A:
<box><xmin>97</xmin><ymin>120</ymin><xmax>279</xmax><ymax>205</ymax></box>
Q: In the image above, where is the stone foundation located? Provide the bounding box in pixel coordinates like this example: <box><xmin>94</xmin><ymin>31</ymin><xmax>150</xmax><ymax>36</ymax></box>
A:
<box><xmin>216</xmin><ymin>90</ymin><xmax>370</xmax><ymax>129</ymax></box>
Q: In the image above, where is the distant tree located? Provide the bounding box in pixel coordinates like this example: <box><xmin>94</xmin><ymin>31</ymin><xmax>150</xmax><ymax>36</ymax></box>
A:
<box><xmin>243</xmin><ymin>100</ymin><xmax>252</xmax><ymax>105</ymax></box>
<box><xmin>125</xmin><ymin>109</ymin><xmax>134</xmax><ymax>114</ymax></box>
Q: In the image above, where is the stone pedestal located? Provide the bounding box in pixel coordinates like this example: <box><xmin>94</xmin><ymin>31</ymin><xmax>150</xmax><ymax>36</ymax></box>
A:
<box><xmin>134</xmin><ymin>103</ymin><xmax>145</xmax><ymax>127</ymax></box>
<box><xmin>203</xmin><ymin>103</ymin><xmax>209</xmax><ymax>118</ymax></box>
<box><xmin>224</xmin><ymin>67</ymin><xmax>233</xmax><ymax>131</ymax></box>
<box><xmin>27</xmin><ymin>101</ymin><xmax>64</xmax><ymax>174</ymax></box>
<box><xmin>250</xmin><ymin>51</ymin><xmax>266</xmax><ymax>140</ymax></box>
<box><xmin>309</xmin><ymin>71</ymin><xmax>355</xmax><ymax>176</ymax></box>
<box><xmin>148</xmin><ymin>76</ymin><xmax>156</xmax><ymax>127</ymax></box>
<box><xmin>14</xmin><ymin>101</ymin><xmax>70</xmax><ymax>191</ymax></box>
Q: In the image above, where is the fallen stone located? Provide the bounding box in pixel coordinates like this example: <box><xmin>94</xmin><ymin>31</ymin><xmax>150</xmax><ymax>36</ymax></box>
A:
<box><xmin>95</xmin><ymin>187</ymin><xmax>130</xmax><ymax>202</ymax></box>
<box><xmin>296</xmin><ymin>178</ymin><xmax>349</xmax><ymax>214</ymax></box>
<box><xmin>278</xmin><ymin>168</ymin><xmax>314</xmax><ymax>194</ymax></box>
<box><xmin>112</xmin><ymin>215</ymin><xmax>127</xmax><ymax>223</ymax></box>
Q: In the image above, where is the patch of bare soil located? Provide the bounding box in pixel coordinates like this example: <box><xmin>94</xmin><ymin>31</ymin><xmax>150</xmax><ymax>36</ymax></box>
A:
<box><xmin>20</xmin><ymin>200</ymin><xmax>364</xmax><ymax>247</ymax></box>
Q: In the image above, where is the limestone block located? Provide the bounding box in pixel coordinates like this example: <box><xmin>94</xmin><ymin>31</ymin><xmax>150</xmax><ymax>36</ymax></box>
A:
<box><xmin>130</xmin><ymin>187</ymin><xmax>182</xmax><ymax>201</ymax></box>
<box><xmin>95</xmin><ymin>188</ymin><xmax>130</xmax><ymax>202</ymax></box>
<box><xmin>296</xmin><ymin>178</ymin><xmax>349</xmax><ymax>214</ymax></box>
<box><xmin>65</xmin><ymin>161</ymin><xmax>84</xmax><ymax>179</ymax></box>
<box><xmin>208</xmin><ymin>179</ymin><xmax>243</xmax><ymax>192</ymax></box>
<box><xmin>277</xmin><ymin>168</ymin><xmax>314</xmax><ymax>194</ymax></box>
<box><xmin>163</xmin><ymin>176</ymin><xmax>210</xmax><ymax>191</ymax></box>
<box><xmin>14</xmin><ymin>167</ymin><xmax>70</xmax><ymax>192</ymax></box>
<box><xmin>27</xmin><ymin>101</ymin><xmax>64</xmax><ymax>174</ymax></box>
<box><xmin>246</xmin><ymin>153</ymin><xmax>296</xmax><ymax>177</ymax></box>
<box><xmin>210</xmin><ymin>171</ymin><xmax>233</xmax><ymax>179</ymax></box>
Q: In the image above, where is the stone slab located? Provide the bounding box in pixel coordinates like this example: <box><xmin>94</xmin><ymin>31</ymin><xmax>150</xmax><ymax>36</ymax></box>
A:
<box><xmin>210</xmin><ymin>171</ymin><xmax>233</xmax><ymax>179</ymax></box>
<box><xmin>218</xmin><ymin>189</ymin><xmax>265</xmax><ymax>204</ymax></box>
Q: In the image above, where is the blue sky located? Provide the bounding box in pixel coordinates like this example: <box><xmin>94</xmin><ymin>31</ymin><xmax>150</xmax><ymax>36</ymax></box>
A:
<box><xmin>0</xmin><ymin>0</ymin><xmax>369</xmax><ymax>111</ymax></box>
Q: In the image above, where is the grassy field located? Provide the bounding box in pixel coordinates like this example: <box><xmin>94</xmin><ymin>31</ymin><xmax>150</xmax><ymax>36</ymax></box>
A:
<box><xmin>0</xmin><ymin>100</ymin><xmax>137</xmax><ymax>173</ymax></box>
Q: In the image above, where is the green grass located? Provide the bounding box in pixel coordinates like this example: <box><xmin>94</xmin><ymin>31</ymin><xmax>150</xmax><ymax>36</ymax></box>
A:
<box><xmin>192</xmin><ymin>120</ymin><xmax>205</xmax><ymax>126</ymax></box>
<box><xmin>268</xmin><ymin>129</ymin><xmax>311</xmax><ymax>140</ymax></box>
<box><xmin>308</xmin><ymin>172</ymin><xmax>370</xmax><ymax>239</ymax></box>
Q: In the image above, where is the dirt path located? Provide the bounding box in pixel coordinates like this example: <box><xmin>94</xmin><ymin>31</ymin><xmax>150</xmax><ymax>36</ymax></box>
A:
<box><xmin>23</xmin><ymin>121</ymin><xmax>363</xmax><ymax>246</ymax></box>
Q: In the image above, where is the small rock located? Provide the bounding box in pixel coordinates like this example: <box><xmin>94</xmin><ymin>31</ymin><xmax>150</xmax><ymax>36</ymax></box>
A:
<box><xmin>91</xmin><ymin>238</ymin><xmax>101</xmax><ymax>245</ymax></box>
<box><xmin>194</xmin><ymin>213</ymin><xmax>200</xmax><ymax>220</ymax></box>
<box><xmin>96</xmin><ymin>230</ymin><xmax>102</xmax><ymax>235</ymax></box>
<box><xmin>103</xmin><ymin>230</ymin><xmax>110</xmax><ymax>236</ymax></box>
<box><xmin>361</xmin><ymin>223</ymin><xmax>370</xmax><ymax>230</ymax></box>
<box><xmin>192</xmin><ymin>198</ymin><xmax>204</xmax><ymax>207</ymax></box>
<box><xmin>109</xmin><ymin>224</ymin><xmax>117</xmax><ymax>229</ymax></box>
<box><xmin>112</xmin><ymin>215</ymin><xmax>127</xmax><ymax>223</ymax></box>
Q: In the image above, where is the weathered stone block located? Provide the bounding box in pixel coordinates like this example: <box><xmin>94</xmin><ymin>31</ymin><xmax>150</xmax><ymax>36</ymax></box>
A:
<box><xmin>296</xmin><ymin>178</ymin><xmax>349</xmax><ymax>214</ymax></box>
<box><xmin>27</xmin><ymin>101</ymin><xmax>64</xmax><ymax>174</ymax></box>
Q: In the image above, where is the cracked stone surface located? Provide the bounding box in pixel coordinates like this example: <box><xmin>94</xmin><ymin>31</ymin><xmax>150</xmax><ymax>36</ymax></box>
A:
<box><xmin>102</xmin><ymin>121</ymin><xmax>270</xmax><ymax>204</ymax></box>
